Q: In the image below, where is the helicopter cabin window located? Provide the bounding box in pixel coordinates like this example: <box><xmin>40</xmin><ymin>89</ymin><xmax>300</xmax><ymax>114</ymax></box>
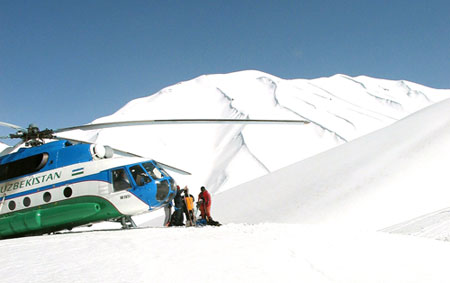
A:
<box><xmin>43</xmin><ymin>192</ymin><xmax>51</xmax><ymax>203</ymax></box>
<box><xmin>130</xmin><ymin>165</ymin><xmax>151</xmax><ymax>186</ymax></box>
<box><xmin>112</xmin><ymin>169</ymin><xmax>132</xmax><ymax>192</ymax></box>
<box><xmin>0</xmin><ymin>153</ymin><xmax>49</xmax><ymax>182</ymax></box>
<box><xmin>142</xmin><ymin>162</ymin><xmax>164</xmax><ymax>180</ymax></box>
<box><xmin>8</xmin><ymin>201</ymin><xmax>16</xmax><ymax>211</ymax></box>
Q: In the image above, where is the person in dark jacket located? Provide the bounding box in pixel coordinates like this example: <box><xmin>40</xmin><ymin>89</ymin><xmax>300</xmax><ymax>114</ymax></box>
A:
<box><xmin>169</xmin><ymin>186</ymin><xmax>184</xmax><ymax>226</ymax></box>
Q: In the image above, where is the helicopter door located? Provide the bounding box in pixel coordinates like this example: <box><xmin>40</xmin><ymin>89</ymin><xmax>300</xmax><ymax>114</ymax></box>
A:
<box><xmin>129</xmin><ymin>165</ymin><xmax>151</xmax><ymax>187</ymax></box>
<box><xmin>112</xmin><ymin>168</ymin><xmax>132</xmax><ymax>192</ymax></box>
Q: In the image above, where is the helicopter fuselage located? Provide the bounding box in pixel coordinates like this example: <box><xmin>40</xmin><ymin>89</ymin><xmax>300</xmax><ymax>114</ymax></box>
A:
<box><xmin>0</xmin><ymin>140</ymin><xmax>177</xmax><ymax>239</ymax></box>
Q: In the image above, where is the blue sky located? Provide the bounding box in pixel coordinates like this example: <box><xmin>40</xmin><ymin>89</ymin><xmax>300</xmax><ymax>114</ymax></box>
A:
<box><xmin>1</xmin><ymin>0</ymin><xmax>449</xmax><ymax>141</ymax></box>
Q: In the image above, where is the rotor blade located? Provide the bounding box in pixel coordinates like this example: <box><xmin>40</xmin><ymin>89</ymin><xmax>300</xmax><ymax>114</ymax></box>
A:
<box><xmin>53</xmin><ymin>135</ymin><xmax>191</xmax><ymax>175</ymax></box>
<box><xmin>0</xmin><ymin>122</ymin><xmax>25</xmax><ymax>131</ymax></box>
<box><xmin>52</xmin><ymin>135</ymin><xmax>92</xmax><ymax>145</ymax></box>
<box><xmin>53</xmin><ymin>119</ymin><xmax>310</xmax><ymax>133</ymax></box>
<box><xmin>154</xmin><ymin>161</ymin><xmax>192</xmax><ymax>176</ymax></box>
<box><xmin>0</xmin><ymin>141</ymin><xmax>25</xmax><ymax>156</ymax></box>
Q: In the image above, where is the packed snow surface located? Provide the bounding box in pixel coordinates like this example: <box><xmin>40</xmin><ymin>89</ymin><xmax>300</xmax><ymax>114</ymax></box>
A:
<box><xmin>2</xmin><ymin>71</ymin><xmax>450</xmax><ymax>282</ymax></box>
<box><xmin>4</xmin><ymin>225</ymin><xmax>450</xmax><ymax>283</ymax></box>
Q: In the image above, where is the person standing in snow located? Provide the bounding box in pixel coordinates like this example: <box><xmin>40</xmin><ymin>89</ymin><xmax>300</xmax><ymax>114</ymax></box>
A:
<box><xmin>182</xmin><ymin>186</ymin><xmax>195</xmax><ymax>226</ymax></box>
<box><xmin>198</xmin><ymin>186</ymin><xmax>220</xmax><ymax>226</ymax></box>
<box><xmin>163</xmin><ymin>201</ymin><xmax>172</xmax><ymax>227</ymax></box>
<box><xmin>169</xmin><ymin>186</ymin><xmax>184</xmax><ymax>226</ymax></box>
<box><xmin>198</xmin><ymin>186</ymin><xmax>213</xmax><ymax>222</ymax></box>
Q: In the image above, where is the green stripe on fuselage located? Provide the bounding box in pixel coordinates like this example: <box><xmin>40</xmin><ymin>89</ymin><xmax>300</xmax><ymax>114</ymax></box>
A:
<box><xmin>0</xmin><ymin>196</ymin><xmax>123</xmax><ymax>239</ymax></box>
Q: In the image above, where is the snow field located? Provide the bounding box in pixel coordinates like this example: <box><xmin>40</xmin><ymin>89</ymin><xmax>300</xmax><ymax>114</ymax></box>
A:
<box><xmin>3</xmin><ymin>224</ymin><xmax>450</xmax><ymax>283</ymax></box>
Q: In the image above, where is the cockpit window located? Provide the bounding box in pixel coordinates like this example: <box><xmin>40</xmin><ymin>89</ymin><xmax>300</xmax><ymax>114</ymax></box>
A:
<box><xmin>130</xmin><ymin>165</ymin><xmax>151</xmax><ymax>186</ymax></box>
<box><xmin>112</xmin><ymin>168</ymin><xmax>132</xmax><ymax>192</ymax></box>
<box><xmin>142</xmin><ymin>162</ymin><xmax>164</xmax><ymax>180</ymax></box>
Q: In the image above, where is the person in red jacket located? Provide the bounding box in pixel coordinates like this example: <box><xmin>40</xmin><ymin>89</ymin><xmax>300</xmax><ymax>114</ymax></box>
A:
<box><xmin>198</xmin><ymin>186</ymin><xmax>221</xmax><ymax>226</ymax></box>
<box><xmin>198</xmin><ymin>186</ymin><xmax>211</xmax><ymax>221</ymax></box>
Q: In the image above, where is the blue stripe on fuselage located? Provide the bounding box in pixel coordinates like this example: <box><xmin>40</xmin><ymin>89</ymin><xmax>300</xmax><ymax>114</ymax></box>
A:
<box><xmin>4</xmin><ymin>172</ymin><xmax>109</xmax><ymax>200</ymax></box>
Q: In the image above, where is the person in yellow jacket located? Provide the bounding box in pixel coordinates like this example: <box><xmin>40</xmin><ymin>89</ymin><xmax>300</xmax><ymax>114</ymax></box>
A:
<box><xmin>182</xmin><ymin>186</ymin><xmax>195</xmax><ymax>226</ymax></box>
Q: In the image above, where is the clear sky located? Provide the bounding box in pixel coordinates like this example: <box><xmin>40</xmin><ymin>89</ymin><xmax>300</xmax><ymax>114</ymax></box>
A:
<box><xmin>0</xmin><ymin>0</ymin><xmax>449</xmax><ymax>141</ymax></box>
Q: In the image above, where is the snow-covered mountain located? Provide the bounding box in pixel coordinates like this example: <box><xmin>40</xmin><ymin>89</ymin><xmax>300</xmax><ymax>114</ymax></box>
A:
<box><xmin>70</xmin><ymin>70</ymin><xmax>450</xmax><ymax>195</ymax></box>
<box><xmin>3</xmin><ymin>75</ymin><xmax>450</xmax><ymax>283</ymax></box>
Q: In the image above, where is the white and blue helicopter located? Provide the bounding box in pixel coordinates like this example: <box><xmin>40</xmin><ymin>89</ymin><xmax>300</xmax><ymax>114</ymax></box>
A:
<box><xmin>0</xmin><ymin>119</ymin><xmax>308</xmax><ymax>239</ymax></box>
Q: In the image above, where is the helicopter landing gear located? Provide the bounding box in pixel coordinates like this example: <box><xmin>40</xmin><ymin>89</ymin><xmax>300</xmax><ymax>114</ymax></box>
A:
<box><xmin>119</xmin><ymin>216</ymin><xmax>137</xmax><ymax>229</ymax></box>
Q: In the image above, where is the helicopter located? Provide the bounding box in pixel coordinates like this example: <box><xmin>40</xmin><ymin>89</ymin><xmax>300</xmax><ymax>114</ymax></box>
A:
<box><xmin>0</xmin><ymin>118</ymin><xmax>309</xmax><ymax>239</ymax></box>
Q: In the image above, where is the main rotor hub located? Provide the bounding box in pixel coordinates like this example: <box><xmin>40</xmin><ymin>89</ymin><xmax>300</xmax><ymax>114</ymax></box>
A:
<box><xmin>9</xmin><ymin>124</ymin><xmax>55</xmax><ymax>146</ymax></box>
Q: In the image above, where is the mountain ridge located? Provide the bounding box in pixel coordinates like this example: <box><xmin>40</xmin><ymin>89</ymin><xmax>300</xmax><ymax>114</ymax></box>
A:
<box><xmin>12</xmin><ymin>70</ymin><xmax>445</xmax><ymax>194</ymax></box>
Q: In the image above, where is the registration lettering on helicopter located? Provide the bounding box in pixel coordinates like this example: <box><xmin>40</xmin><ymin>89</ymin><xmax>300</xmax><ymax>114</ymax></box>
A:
<box><xmin>0</xmin><ymin>171</ymin><xmax>62</xmax><ymax>194</ymax></box>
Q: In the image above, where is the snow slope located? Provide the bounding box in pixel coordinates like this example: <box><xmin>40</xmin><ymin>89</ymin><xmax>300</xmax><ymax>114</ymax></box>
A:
<box><xmin>65</xmin><ymin>71</ymin><xmax>450</xmax><ymax>195</ymax></box>
<box><xmin>213</xmin><ymin>98</ymin><xmax>450</xmax><ymax>231</ymax></box>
